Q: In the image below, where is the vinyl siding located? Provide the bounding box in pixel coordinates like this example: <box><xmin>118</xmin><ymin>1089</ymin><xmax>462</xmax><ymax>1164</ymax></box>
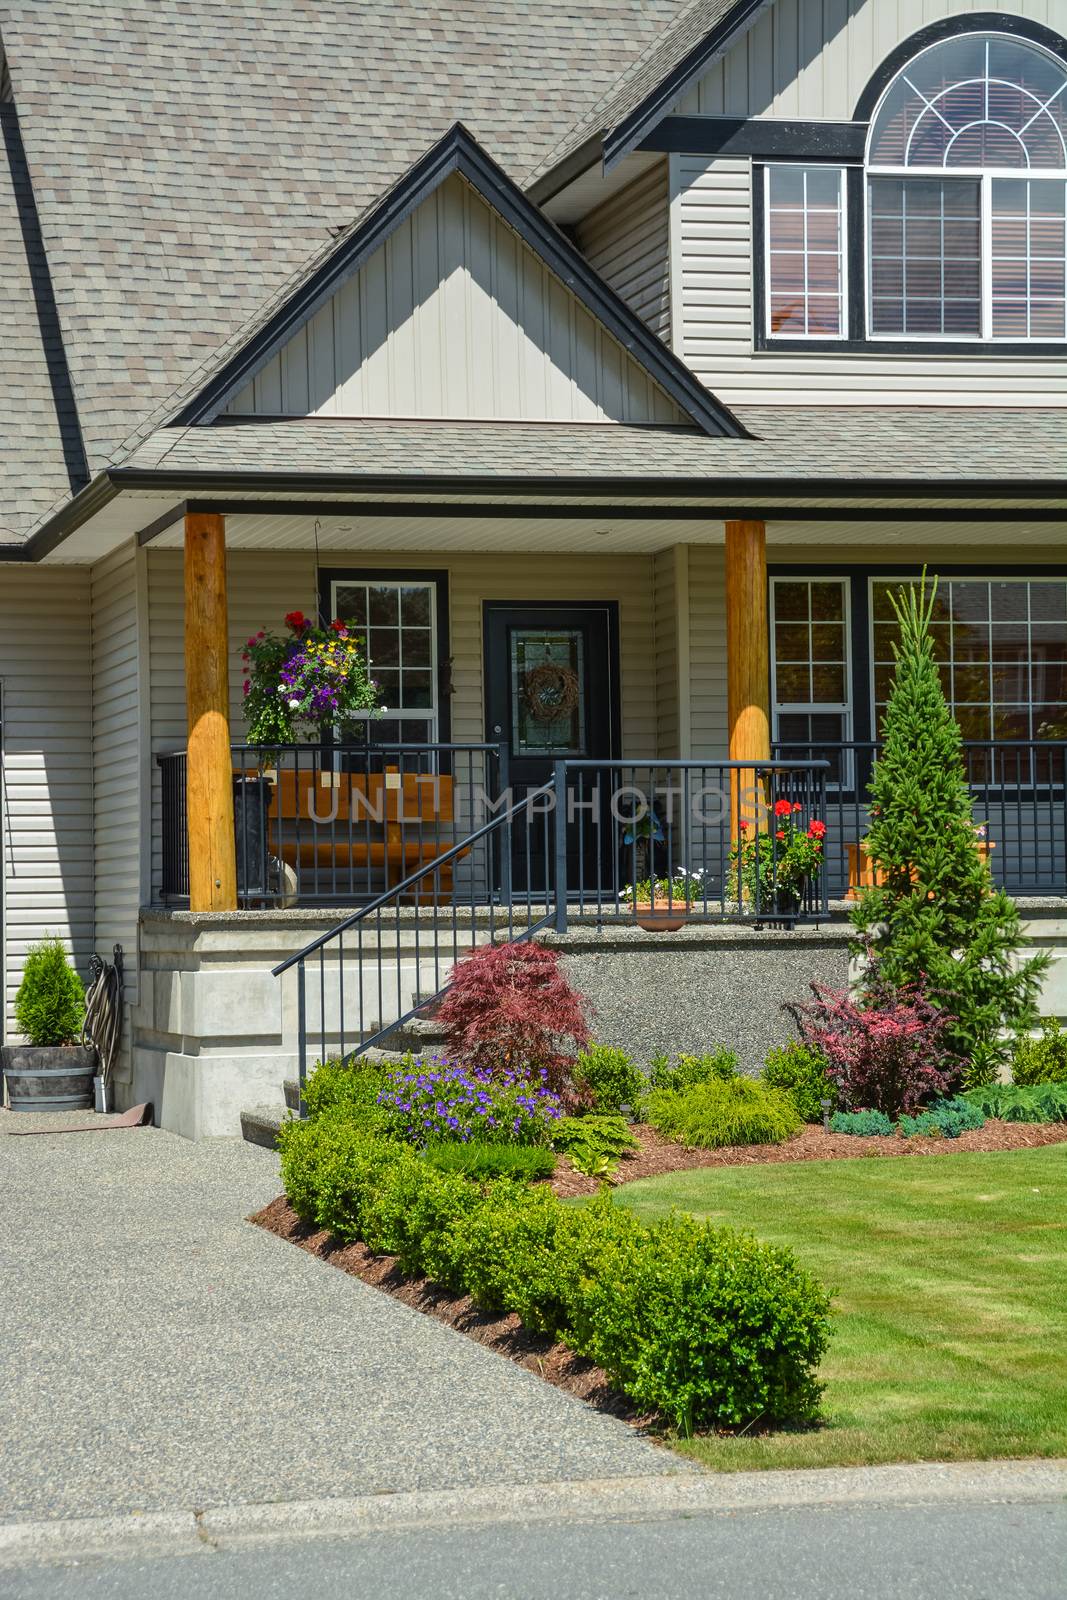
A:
<box><xmin>89</xmin><ymin>542</ymin><xmax>143</xmax><ymax>1020</ymax></box>
<box><xmin>653</xmin><ymin>547</ymin><xmax>681</xmax><ymax>757</ymax></box>
<box><xmin>224</xmin><ymin>174</ymin><xmax>681</xmax><ymax>425</ymax></box>
<box><xmin>674</xmin><ymin>0</ymin><xmax>1060</xmax><ymax>119</ymax></box>
<box><xmin>575</xmin><ymin>162</ymin><xmax>672</xmax><ymax>344</ymax></box>
<box><xmin>687</xmin><ymin>544</ymin><xmax>730</xmax><ymax>758</ymax></box>
<box><xmin>673</xmin><ymin>153</ymin><xmax>1067</xmax><ymax>404</ymax></box>
<box><xmin>0</xmin><ymin>569</ymin><xmax>93</xmax><ymax>1034</ymax></box>
<box><xmin>146</xmin><ymin>548</ymin><xmax>661</xmax><ymax>898</ymax></box>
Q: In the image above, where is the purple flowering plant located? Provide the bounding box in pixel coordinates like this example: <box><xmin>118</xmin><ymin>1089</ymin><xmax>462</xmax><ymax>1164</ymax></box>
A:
<box><xmin>375</xmin><ymin>1054</ymin><xmax>564</xmax><ymax>1147</ymax></box>
<box><xmin>242</xmin><ymin>611</ymin><xmax>380</xmax><ymax>744</ymax></box>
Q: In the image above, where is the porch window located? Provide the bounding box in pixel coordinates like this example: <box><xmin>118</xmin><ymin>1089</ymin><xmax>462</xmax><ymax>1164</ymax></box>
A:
<box><xmin>331</xmin><ymin>578</ymin><xmax>439</xmax><ymax>744</ymax></box>
<box><xmin>765</xmin><ymin>165</ymin><xmax>847</xmax><ymax>338</ymax></box>
<box><xmin>770</xmin><ymin>577</ymin><xmax>852</xmax><ymax>779</ymax></box>
<box><xmin>871</xmin><ymin>577</ymin><xmax>1067</xmax><ymax>742</ymax></box>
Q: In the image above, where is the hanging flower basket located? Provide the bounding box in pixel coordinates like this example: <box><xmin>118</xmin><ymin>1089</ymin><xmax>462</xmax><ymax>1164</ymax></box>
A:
<box><xmin>241</xmin><ymin>611</ymin><xmax>381</xmax><ymax>746</ymax></box>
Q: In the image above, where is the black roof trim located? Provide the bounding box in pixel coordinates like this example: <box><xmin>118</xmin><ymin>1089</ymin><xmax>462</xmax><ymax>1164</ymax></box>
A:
<box><xmin>171</xmin><ymin>123</ymin><xmax>746</xmax><ymax>440</ymax></box>
<box><xmin>602</xmin><ymin>0</ymin><xmax>775</xmax><ymax>171</ymax></box>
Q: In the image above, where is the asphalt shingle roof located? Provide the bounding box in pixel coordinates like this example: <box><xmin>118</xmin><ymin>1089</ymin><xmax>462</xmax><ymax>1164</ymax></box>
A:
<box><xmin>120</xmin><ymin>409</ymin><xmax>1067</xmax><ymax>488</ymax></box>
<box><xmin>0</xmin><ymin>0</ymin><xmax>685</xmax><ymax>533</ymax></box>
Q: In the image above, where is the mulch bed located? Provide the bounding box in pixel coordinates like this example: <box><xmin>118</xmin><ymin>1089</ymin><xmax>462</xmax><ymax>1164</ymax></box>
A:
<box><xmin>550</xmin><ymin>1119</ymin><xmax>1067</xmax><ymax>1198</ymax></box>
<box><xmin>251</xmin><ymin>1194</ymin><xmax>656</xmax><ymax>1430</ymax></box>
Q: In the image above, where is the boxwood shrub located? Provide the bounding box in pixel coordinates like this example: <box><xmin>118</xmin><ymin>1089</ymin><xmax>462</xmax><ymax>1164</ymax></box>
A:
<box><xmin>761</xmin><ymin>1041</ymin><xmax>835</xmax><ymax>1124</ymax></box>
<box><xmin>277</xmin><ymin>1117</ymin><xmax>831</xmax><ymax>1435</ymax></box>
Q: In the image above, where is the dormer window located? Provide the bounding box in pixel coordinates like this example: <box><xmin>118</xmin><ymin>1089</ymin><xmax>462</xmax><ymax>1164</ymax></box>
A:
<box><xmin>866</xmin><ymin>33</ymin><xmax>1067</xmax><ymax>340</ymax></box>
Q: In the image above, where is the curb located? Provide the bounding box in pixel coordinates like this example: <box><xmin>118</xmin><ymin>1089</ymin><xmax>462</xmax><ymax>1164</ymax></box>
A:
<box><xmin>2</xmin><ymin>1460</ymin><xmax>1064</xmax><ymax>1568</ymax></box>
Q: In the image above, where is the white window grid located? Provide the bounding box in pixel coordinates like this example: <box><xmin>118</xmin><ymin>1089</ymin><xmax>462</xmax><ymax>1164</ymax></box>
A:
<box><xmin>763</xmin><ymin>164</ymin><xmax>849</xmax><ymax>340</ymax></box>
<box><xmin>868</xmin><ymin>576</ymin><xmax>1067</xmax><ymax>742</ymax></box>
<box><xmin>769</xmin><ymin>577</ymin><xmax>854</xmax><ymax>786</ymax></box>
<box><xmin>330</xmin><ymin>577</ymin><xmax>440</xmax><ymax>738</ymax></box>
<box><xmin>865</xmin><ymin>32</ymin><xmax>1067</xmax><ymax>342</ymax></box>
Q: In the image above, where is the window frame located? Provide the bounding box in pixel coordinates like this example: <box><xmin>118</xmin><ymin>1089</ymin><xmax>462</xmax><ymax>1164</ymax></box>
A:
<box><xmin>317</xmin><ymin>566</ymin><xmax>451</xmax><ymax>746</ymax></box>
<box><xmin>769</xmin><ymin>574</ymin><xmax>855</xmax><ymax>785</ymax></box>
<box><xmin>750</xmin><ymin>24</ymin><xmax>1067</xmax><ymax>355</ymax></box>
<box><xmin>762</xmin><ymin>162</ymin><xmax>849</xmax><ymax>342</ymax></box>
<box><xmin>867</xmin><ymin>573</ymin><xmax>1067</xmax><ymax>745</ymax></box>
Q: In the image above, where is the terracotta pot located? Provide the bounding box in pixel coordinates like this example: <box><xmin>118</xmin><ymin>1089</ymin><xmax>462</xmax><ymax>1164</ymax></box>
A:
<box><xmin>630</xmin><ymin>899</ymin><xmax>690</xmax><ymax>932</ymax></box>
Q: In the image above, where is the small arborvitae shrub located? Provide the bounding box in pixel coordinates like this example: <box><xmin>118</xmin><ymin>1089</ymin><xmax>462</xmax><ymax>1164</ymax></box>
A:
<box><xmin>850</xmin><ymin>573</ymin><xmax>1046</xmax><ymax>1085</ymax></box>
<box><xmin>646</xmin><ymin>1047</ymin><xmax>739</xmax><ymax>1094</ymax></box>
<box><xmin>786</xmin><ymin>961</ymin><xmax>958</xmax><ymax>1118</ymax></box>
<box><xmin>829</xmin><ymin>1109</ymin><xmax>895</xmax><ymax>1137</ymax></box>
<box><xmin>425</xmin><ymin>1143</ymin><xmax>556</xmax><ymax>1182</ymax></box>
<box><xmin>898</xmin><ymin>1096</ymin><xmax>986</xmax><ymax>1139</ymax></box>
<box><xmin>435</xmin><ymin>942</ymin><xmax>590</xmax><ymax>1097</ymax></box>
<box><xmin>552</xmin><ymin>1113</ymin><xmax>637</xmax><ymax>1177</ymax></box>
<box><xmin>645</xmin><ymin>1077</ymin><xmax>801</xmax><ymax>1149</ymax></box>
<box><xmin>1012</xmin><ymin>1020</ymin><xmax>1067</xmax><ymax>1086</ymax></box>
<box><xmin>762</xmin><ymin>1041</ymin><xmax>835</xmax><ymax>1123</ymax></box>
<box><xmin>572</xmin><ymin>1044</ymin><xmax>645</xmax><ymax>1115</ymax></box>
<box><xmin>14</xmin><ymin>937</ymin><xmax>85</xmax><ymax>1047</ymax></box>
<box><xmin>962</xmin><ymin>1082</ymin><xmax>1067</xmax><ymax>1124</ymax></box>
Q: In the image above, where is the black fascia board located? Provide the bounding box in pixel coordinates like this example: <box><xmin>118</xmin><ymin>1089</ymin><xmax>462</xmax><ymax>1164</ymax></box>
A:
<box><xmin>638</xmin><ymin>116</ymin><xmax>868</xmax><ymax>162</ymax></box>
<box><xmin>170</xmin><ymin>123</ymin><xmax>748</xmax><ymax>441</ymax></box>
<box><xmin>602</xmin><ymin>0</ymin><xmax>775</xmax><ymax>171</ymax></box>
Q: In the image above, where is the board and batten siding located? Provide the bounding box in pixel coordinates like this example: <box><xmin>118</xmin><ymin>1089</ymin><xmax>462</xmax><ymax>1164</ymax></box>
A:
<box><xmin>224</xmin><ymin>174</ymin><xmax>680</xmax><ymax>425</ymax></box>
<box><xmin>575</xmin><ymin>162</ymin><xmax>672</xmax><ymax>345</ymax></box>
<box><xmin>89</xmin><ymin>543</ymin><xmax>144</xmax><ymax>1019</ymax></box>
<box><xmin>672</xmin><ymin>153</ymin><xmax>1067</xmax><ymax>403</ymax></box>
<box><xmin>0</xmin><ymin>568</ymin><xmax>94</xmax><ymax>1033</ymax></box>
<box><xmin>673</xmin><ymin>0</ymin><xmax>1060</xmax><ymax>120</ymax></box>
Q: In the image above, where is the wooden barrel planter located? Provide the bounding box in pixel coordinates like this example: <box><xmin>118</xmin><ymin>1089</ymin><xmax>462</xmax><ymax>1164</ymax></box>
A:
<box><xmin>1</xmin><ymin>1046</ymin><xmax>97</xmax><ymax>1112</ymax></box>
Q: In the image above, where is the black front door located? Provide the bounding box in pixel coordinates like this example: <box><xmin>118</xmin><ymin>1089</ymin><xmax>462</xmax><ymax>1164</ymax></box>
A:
<box><xmin>484</xmin><ymin>603</ymin><xmax>619</xmax><ymax>894</ymax></box>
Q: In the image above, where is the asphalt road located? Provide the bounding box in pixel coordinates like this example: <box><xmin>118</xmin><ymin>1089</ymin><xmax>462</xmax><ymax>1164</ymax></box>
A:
<box><xmin>6</xmin><ymin>1495</ymin><xmax>1066</xmax><ymax>1600</ymax></box>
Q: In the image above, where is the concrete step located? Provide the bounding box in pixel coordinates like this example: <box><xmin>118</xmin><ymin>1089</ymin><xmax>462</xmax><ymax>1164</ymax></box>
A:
<box><xmin>382</xmin><ymin>1016</ymin><xmax>450</xmax><ymax>1054</ymax></box>
<box><xmin>240</xmin><ymin>1104</ymin><xmax>286</xmax><ymax>1150</ymax></box>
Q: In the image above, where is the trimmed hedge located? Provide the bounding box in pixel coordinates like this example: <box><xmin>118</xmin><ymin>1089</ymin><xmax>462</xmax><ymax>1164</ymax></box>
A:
<box><xmin>762</xmin><ymin>1041</ymin><xmax>835</xmax><ymax>1124</ymax></box>
<box><xmin>278</xmin><ymin>1117</ymin><xmax>831</xmax><ymax>1435</ymax></box>
<box><xmin>426</xmin><ymin>1143</ymin><xmax>556</xmax><ymax>1182</ymax></box>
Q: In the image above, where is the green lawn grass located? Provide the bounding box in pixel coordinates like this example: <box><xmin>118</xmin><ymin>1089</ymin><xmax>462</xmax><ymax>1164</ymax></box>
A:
<box><xmin>615</xmin><ymin>1148</ymin><xmax>1067</xmax><ymax>1471</ymax></box>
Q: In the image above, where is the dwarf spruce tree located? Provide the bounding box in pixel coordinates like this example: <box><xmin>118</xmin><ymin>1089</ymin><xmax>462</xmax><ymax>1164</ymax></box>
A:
<box><xmin>852</xmin><ymin>575</ymin><xmax>1046</xmax><ymax>1086</ymax></box>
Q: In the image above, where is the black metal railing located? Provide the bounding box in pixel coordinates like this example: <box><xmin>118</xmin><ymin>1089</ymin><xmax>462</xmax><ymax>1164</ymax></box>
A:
<box><xmin>158</xmin><ymin>741</ymin><xmax>507</xmax><ymax>907</ymax></box>
<box><xmin>272</xmin><ymin>777</ymin><xmax>558</xmax><ymax>1105</ymax></box>
<box><xmin>772</xmin><ymin>739</ymin><xmax>1067</xmax><ymax>898</ymax></box>
<box><xmin>551</xmin><ymin>758</ymin><xmax>831</xmax><ymax>930</ymax></box>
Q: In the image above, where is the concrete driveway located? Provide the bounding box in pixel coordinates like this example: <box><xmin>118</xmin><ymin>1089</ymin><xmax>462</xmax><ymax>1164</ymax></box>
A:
<box><xmin>0</xmin><ymin>1111</ymin><xmax>683</xmax><ymax>1531</ymax></box>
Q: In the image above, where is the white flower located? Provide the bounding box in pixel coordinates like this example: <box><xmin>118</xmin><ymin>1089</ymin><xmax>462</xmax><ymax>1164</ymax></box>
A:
<box><xmin>288</xmin><ymin>698</ymin><xmax>301</xmax><ymax>709</ymax></box>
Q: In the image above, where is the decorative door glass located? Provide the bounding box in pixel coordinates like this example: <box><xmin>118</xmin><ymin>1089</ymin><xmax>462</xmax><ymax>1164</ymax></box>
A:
<box><xmin>509</xmin><ymin>628</ymin><xmax>586</xmax><ymax>755</ymax></box>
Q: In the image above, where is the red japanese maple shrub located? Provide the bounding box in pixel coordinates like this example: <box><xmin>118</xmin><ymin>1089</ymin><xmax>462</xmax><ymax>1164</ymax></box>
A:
<box><xmin>436</xmin><ymin>942</ymin><xmax>591</xmax><ymax>1096</ymax></box>
<box><xmin>785</xmin><ymin>962</ymin><xmax>959</xmax><ymax>1118</ymax></box>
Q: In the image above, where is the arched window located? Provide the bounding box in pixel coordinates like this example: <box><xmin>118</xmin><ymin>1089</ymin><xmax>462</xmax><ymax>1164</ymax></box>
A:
<box><xmin>866</xmin><ymin>32</ymin><xmax>1067</xmax><ymax>338</ymax></box>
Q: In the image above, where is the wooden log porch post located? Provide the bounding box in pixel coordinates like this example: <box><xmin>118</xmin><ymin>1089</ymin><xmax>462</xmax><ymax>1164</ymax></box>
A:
<box><xmin>725</xmin><ymin>519</ymin><xmax>770</xmax><ymax>825</ymax></box>
<box><xmin>185</xmin><ymin>510</ymin><xmax>237</xmax><ymax>911</ymax></box>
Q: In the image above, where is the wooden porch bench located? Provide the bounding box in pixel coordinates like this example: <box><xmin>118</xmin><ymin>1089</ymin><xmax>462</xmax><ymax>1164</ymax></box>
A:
<box><xmin>236</xmin><ymin>765</ymin><xmax>467</xmax><ymax>900</ymax></box>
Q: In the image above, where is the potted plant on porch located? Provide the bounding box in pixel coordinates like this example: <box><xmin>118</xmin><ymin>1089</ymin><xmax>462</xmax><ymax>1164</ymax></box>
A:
<box><xmin>620</xmin><ymin>869</ymin><xmax>706</xmax><ymax>931</ymax></box>
<box><xmin>1</xmin><ymin>938</ymin><xmax>96</xmax><ymax>1112</ymax></box>
<box><xmin>730</xmin><ymin>801</ymin><xmax>826</xmax><ymax>917</ymax></box>
<box><xmin>238</xmin><ymin>611</ymin><xmax>381</xmax><ymax>894</ymax></box>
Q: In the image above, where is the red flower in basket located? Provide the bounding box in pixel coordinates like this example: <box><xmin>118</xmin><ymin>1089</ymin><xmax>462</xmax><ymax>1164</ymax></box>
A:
<box><xmin>329</xmin><ymin>618</ymin><xmax>349</xmax><ymax>635</ymax></box>
<box><xmin>284</xmin><ymin>610</ymin><xmax>309</xmax><ymax>631</ymax></box>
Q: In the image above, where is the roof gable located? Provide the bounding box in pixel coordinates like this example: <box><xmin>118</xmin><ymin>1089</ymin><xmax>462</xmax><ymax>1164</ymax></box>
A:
<box><xmin>176</xmin><ymin>124</ymin><xmax>744</xmax><ymax>438</ymax></box>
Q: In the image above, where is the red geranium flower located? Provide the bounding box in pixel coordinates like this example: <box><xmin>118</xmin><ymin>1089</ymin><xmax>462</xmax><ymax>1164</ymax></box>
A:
<box><xmin>329</xmin><ymin>618</ymin><xmax>348</xmax><ymax>635</ymax></box>
<box><xmin>773</xmin><ymin>798</ymin><xmax>794</xmax><ymax>817</ymax></box>
<box><xmin>808</xmin><ymin>819</ymin><xmax>827</xmax><ymax>839</ymax></box>
<box><xmin>284</xmin><ymin>611</ymin><xmax>308</xmax><ymax>631</ymax></box>
<box><xmin>775</xmin><ymin>828</ymin><xmax>786</xmax><ymax>841</ymax></box>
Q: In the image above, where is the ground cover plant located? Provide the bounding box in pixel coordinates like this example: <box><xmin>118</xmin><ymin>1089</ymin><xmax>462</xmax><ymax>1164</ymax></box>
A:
<box><xmin>851</xmin><ymin>574</ymin><xmax>1046</xmax><ymax>1086</ymax></box>
<box><xmin>761</xmin><ymin>1040</ymin><xmax>835</xmax><ymax>1123</ymax></box>
<box><xmin>829</xmin><ymin>1109</ymin><xmax>895</xmax><ymax>1137</ymax></box>
<box><xmin>644</xmin><ymin>1076</ymin><xmax>801</xmax><ymax>1149</ymax></box>
<box><xmin>374</xmin><ymin>1056</ymin><xmax>563</xmax><ymax>1146</ymax></box>
<box><xmin>426</xmin><ymin>1143</ymin><xmax>556</xmax><ymax>1181</ymax></box>
<box><xmin>277</xmin><ymin>1115</ymin><xmax>831</xmax><ymax>1436</ymax></box>
<box><xmin>551</xmin><ymin>1113</ymin><xmax>637</xmax><ymax>1176</ymax></box>
<box><xmin>963</xmin><ymin>1082</ymin><xmax>1067</xmax><ymax>1124</ymax></box>
<box><xmin>436</xmin><ymin>942</ymin><xmax>590</xmax><ymax>1098</ymax></box>
<box><xmin>1012</xmin><ymin>1020</ymin><xmax>1067</xmax><ymax>1085</ymax></box>
<box><xmin>830</xmin><ymin>1098</ymin><xmax>986</xmax><ymax>1140</ymax></box>
<box><xmin>616</xmin><ymin>1147</ymin><xmax>1067</xmax><ymax>1469</ymax></box>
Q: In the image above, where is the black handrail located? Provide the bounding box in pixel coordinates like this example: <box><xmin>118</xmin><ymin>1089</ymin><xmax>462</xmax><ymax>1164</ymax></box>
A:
<box><xmin>271</xmin><ymin>775</ymin><xmax>558</xmax><ymax>1112</ymax></box>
